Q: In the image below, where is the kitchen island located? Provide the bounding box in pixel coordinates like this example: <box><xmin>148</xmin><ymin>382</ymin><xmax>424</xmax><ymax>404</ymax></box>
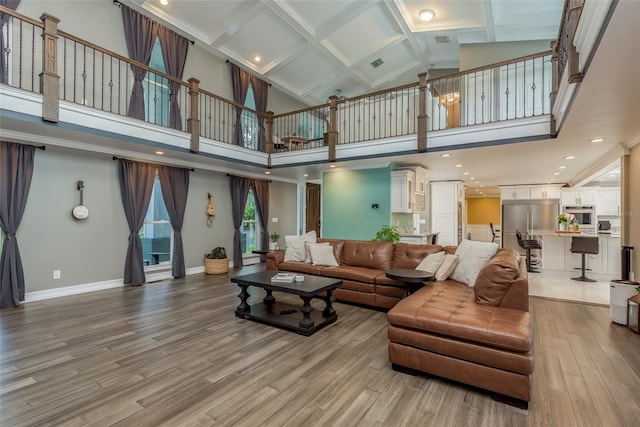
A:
<box><xmin>540</xmin><ymin>231</ymin><xmax>621</xmax><ymax>276</ymax></box>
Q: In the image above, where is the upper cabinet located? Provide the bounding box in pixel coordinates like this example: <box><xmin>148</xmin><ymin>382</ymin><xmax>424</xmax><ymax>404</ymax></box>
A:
<box><xmin>391</xmin><ymin>167</ymin><xmax>428</xmax><ymax>213</ymax></box>
<box><xmin>500</xmin><ymin>186</ymin><xmax>531</xmax><ymax>200</ymax></box>
<box><xmin>529</xmin><ymin>186</ymin><xmax>562</xmax><ymax>200</ymax></box>
<box><xmin>561</xmin><ymin>189</ymin><xmax>596</xmax><ymax>206</ymax></box>
<box><xmin>500</xmin><ymin>185</ymin><xmax>562</xmax><ymax>201</ymax></box>
<box><xmin>596</xmin><ymin>188</ymin><xmax>621</xmax><ymax>216</ymax></box>
<box><xmin>391</xmin><ymin>170</ymin><xmax>415</xmax><ymax>213</ymax></box>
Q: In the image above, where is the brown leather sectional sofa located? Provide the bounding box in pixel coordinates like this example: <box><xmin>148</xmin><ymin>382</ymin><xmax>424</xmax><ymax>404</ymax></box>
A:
<box><xmin>266</xmin><ymin>239</ymin><xmax>447</xmax><ymax>309</ymax></box>
<box><xmin>266</xmin><ymin>238</ymin><xmax>533</xmax><ymax>407</ymax></box>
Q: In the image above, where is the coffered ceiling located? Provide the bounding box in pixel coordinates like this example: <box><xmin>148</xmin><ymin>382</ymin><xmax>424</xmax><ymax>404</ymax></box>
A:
<box><xmin>127</xmin><ymin>0</ymin><xmax>564</xmax><ymax>105</ymax></box>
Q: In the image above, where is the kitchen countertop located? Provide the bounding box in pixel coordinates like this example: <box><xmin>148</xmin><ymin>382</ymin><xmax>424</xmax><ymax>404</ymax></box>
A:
<box><xmin>540</xmin><ymin>231</ymin><xmax>620</xmax><ymax>238</ymax></box>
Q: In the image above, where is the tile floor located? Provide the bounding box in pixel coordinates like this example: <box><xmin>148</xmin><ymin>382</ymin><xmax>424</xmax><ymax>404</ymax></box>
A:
<box><xmin>528</xmin><ymin>268</ymin><xmax>614</xmax><ymax>306</ymax></box>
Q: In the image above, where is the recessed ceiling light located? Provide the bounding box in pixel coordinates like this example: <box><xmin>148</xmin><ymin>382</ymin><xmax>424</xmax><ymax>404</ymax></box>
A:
<box><xmin>463</xmin><ymin>172</ymin><xmax>469</xmax><ymax>175</ymax></box>
<box><xmin>553</xmin><ymin>172</ymin><xmax>560</xmax><ymax>176</ymax></box>
<box><xmin>329</xmin><ymin>165</ymin><xmax>336</xmax><ymax>168</ymax></box>
<box><xmin>155</xmin><ymin>151</ymin><xmax>164</xmax><ymax>155</ymax></box>
<box><xmin>419</xmin><ymin>9</ymin><xmax>435</xmax><ymax>22</ymax></box>
<box><xmin>559</xmin><ymin>166</ymin><xmax>566</xmax><ymax>169</ymax></box>
<box><xmin>254</xmin><ymin>56</ymin><xmax>261</xmax><ymax>62</ymax></box>
<box><xmin>264</xmin><ymin>171</ymin><xmax>271</xmax><ymax>175</ymax></box>
<box><xmin>440</xmin><ymin>153</ymin><xmax>451</xmax><ymax>157</ymax></box>
<box><xmin>589</xmin><ymin>138</ymin><xmax>605</xmax><ymax>143</ymax></box>
<box><xmin>160</xmin><ymin>0</ymin><xmax>168</xmax><ymax>5</ymax></box>
<box><xmin>303</xmin><ymin>174</ymin><xmax>309</xmax><ymax>177</ymax></box>
<box><xmin>564</xmin><ymin>156</ymin><xmax>575</xmax><ymax>160</ymax></box>
<box><xmin>470</xmin><ymin>177</ymin><xmax>475</xmax><ymax>180</ymax></box>
<box><xmin>455</xmin><ymin>164</ymin><xmax>462</xmax><ymax>168</ymax></box>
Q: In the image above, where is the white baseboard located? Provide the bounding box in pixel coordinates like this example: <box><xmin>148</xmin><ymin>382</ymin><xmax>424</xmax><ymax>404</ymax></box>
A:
<box><xmin>24</xmin><ymin>265</ymin><xmax>210</xmax><ymax>303</ymax></box>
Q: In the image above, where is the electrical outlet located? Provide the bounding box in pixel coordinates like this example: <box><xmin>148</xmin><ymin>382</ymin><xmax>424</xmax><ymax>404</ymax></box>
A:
<box><xmin>53</xmin><ymin>270</ymin><xmax>61</xmax><ymax>280</ymax></box>
<box><xmin>272</xmin><ymin>217</ymin><xmax>278</xmax><ymax>223</ymax></box>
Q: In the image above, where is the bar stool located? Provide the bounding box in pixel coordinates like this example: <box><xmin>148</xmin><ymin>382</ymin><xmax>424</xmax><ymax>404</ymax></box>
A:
<box><xmin>570</xmin><ymin>236</ymin><xmax>599</xmax><ymax>282</ymax></box>
<box><xmin>516</xmin><ymin>230</ymin><xmax>542</xmax><ymax>273</ymax></box>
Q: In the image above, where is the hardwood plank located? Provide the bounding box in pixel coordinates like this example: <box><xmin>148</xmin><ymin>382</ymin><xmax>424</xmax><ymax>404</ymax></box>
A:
<box><xmin>1</xmin><ymin>272</ymin><xmax>640</xmax><ymax>426</ymax></box>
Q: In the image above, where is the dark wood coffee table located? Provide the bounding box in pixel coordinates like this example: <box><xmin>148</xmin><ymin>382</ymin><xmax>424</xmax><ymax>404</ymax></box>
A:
<box><xmin>385</xmin><ymin>268</ymin><xmax>434</xmax><ymax>296</ymax></box>
<box><xmin>231</xmin><ymin>271</ymin><xmax>342</xmax><ymax>336</ymax></box>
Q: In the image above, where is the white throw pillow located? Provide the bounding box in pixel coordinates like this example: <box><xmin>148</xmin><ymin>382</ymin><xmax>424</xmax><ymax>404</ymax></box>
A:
<box><xmin>434</xmin><ymin>254</ymin><xmax>459</xmax><ymax>281</ymax></box>
<box><xmin>415</xmin><ymin>251</ymin><xmax>446</xmax><ymax>274</ymax></box>
<box><xmin>449</xmin><ymin>239</ymin><xmax>499</xmax><ymax>286</ymax></box>
<box><xmin>284</xmin><ymin>231</ymin><xmax>318</xmax><ymax>262</ymax></box>
<box><xmin>305</xmin><ymin>241</ymin><xmax>329</xmax><ymax>263</ymax></box>
<box><xmin>309</xmin><ymin>244</ymin><xmax>338</xmax><ymax>266</ymax></box>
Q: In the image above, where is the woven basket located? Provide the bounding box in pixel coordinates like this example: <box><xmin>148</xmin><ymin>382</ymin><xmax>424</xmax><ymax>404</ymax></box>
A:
<box><xmin>204</xmin><ymin>257</ymin><xmax>229</xmax><ymax>274</ymax></box>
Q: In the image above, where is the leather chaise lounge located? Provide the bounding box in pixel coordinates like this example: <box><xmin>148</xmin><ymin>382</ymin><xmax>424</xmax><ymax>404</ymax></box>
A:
<box><xmin>267</xmin><ymin>239</ymin><xmax>533</xmax><ymax>407</ymax></box>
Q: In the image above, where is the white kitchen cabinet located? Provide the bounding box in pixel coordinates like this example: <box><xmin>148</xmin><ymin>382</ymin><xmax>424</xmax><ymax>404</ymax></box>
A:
<box><xmin>596</xmin><ymin>188</ymin><xmax>620</xmax><ymax>216</ymax></box>
<box><xmin>562</xmin><ymin>189</ymin><xmax>596</xmax><ymax>206</ymax></box>
<box><xmin>391</xmin><ymin>167</ymin><xmax>428</xmax><ymax>213</ymax></box>
<box><xmin>500</xmin><ymin>186</ymin><xmax>531</xmax><ymax>200</ymax></box>
<box><xmin>607</xmin><ymin>237</ymin><xmax>621</xmax><ymax>276</ymax></box>
<box><xmin>530</xmin><ymin>186</ymin><xmax>562</xmax><ymax>200</ymax></box>
<box><xmin>391</xmin><ymin>170</ymin><xmax>415</xmax><ymax>213</ymax></box>
<box><xmin>414</xmin><ymin>167</ymin><xmax>428</xmax><ymax>213</ymax></box>
<box><xmin>431</xmin><ymin>181</ymin><xmax>464</xmax><ymax>246</ymax></box>
<box><xmin>541</xmin><ymin>234</ymin><xmax>566</xmax><ymax>270</ymax></box>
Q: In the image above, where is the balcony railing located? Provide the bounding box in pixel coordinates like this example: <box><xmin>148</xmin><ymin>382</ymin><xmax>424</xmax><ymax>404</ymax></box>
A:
<box><xmin>1</xmin><ymin>6</ymin><xmax>565</xmax><ymax>160</ymax></box>
<box><xmin>428</xmin><ymin>53</ymin><xmax>552</xmax><ymax>129</ymax></box>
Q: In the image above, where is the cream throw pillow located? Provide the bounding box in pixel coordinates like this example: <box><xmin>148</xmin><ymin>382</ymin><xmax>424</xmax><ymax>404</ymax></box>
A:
<box><xmin>309</xmin><ymin>244</ymin><xmax>338</xmax><ymax>266</ymax></box>
<box><xmin>305</xmin><ymin>241</ymin><xmax>329</xmax><ymax>263</ymax></box>
<box><xmin>415</xmin><ymin>251</ymin><xmax>446</xmax><ymax>274</ymax></box>
<box><xmin>434</xmin><ymin>254</ymin><xmax>459</xmax><ymax>281</ymax></box>
<box><xmin>449</xmin><ymin>239</ymin><xmax>499</xmax><ymax>286</ymax></box>
<box><xmin>284</xmin><ymin>231</ymin><xmax>317</xmax><ymax>262</ymax></box>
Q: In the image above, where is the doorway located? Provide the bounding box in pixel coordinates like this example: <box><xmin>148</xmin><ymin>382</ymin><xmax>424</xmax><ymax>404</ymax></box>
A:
<box><xmin>305</xmin><ymin>183</ymin><xmax>321</xmax><ymax>236</ymax></box>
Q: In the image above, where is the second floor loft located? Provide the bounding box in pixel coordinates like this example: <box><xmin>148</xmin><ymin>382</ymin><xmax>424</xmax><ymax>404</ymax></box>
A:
<box><xmin>1</xmin><ymin>0</ymin><xmax>637</xmax><ymax>186</ymax></box>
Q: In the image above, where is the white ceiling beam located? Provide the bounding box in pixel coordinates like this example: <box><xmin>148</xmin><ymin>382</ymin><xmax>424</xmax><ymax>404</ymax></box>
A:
<box><xmin>482</xmin><ymin>0</ymin><xmax>497</xmax><ymax>43</ymax></box>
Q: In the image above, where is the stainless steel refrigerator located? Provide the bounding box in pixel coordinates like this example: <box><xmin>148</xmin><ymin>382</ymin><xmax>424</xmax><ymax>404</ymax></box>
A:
<box><xmin>502</xmin><ymin>200</ymin><xmax>559</xmax><ymax>252</ymax></box>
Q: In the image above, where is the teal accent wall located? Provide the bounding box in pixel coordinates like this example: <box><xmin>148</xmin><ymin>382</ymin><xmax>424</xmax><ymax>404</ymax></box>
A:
<box><xmin>322</xmin><ymin>168</ymin><xmax>391</xmax><ymax>240</ymax></box>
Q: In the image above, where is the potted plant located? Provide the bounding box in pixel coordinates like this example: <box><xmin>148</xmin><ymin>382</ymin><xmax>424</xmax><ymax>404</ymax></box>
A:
<box><xmin>372</xmin><ymin>225</ymin><xmax>401</xmax><ymax>243</ymax></box>
<box><xmin>204</xmin><ymin>246</ymin><xmax>229</xmax><ymax>274</ymax></box>
<box><xmin>557</xmin><ymin>213</ymin><xmax>568</xmax><ymax>230</ymax></box>
<box><xmin>269</xmin><ymin>232</ymin><xmax>281</xmax><ymax>251</ymax></box>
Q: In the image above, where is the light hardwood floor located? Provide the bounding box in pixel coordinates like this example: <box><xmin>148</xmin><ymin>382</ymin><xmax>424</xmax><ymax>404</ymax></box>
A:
<box><xmin>1</xmin><ymin>266</ymin><xmax>639</xmax><ymax>426</ymax></box>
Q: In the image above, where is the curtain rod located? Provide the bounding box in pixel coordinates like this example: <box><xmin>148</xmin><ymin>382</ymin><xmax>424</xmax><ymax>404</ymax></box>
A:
<box><xmin>112</xmin><ymin>0</ymin><xmax>195</xmax><ymax>45</ymax></box>
<box><xmin>226</xmin><ymin>173</ymin><xmax>271</xmax><ymax>183</ymax></box>
<box><xmin>113</xmin><ymin>156</ymin><xmax>194</xmax><ymax>172</ymax></box>
<box><xmin>4</xmin><ymin>142</ymin><xmax>46</xmax><ymax>150</ymax></box>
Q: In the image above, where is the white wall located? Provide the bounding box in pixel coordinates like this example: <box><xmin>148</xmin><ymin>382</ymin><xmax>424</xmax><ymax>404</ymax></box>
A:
<box><xmin>460</xmin><ymin>41</ymin><xmax>551</xmax><ymax>71</ymax></box>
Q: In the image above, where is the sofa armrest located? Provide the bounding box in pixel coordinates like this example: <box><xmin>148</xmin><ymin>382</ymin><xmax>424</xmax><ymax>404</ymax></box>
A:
<box><xmin>266</xmin><ymin>250</ymin><xmax>285</xmax><ymax>271</ymax></box>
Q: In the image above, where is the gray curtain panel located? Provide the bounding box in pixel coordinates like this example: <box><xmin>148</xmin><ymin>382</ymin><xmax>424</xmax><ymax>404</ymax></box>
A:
<box><xmin>229</xmin><ymin>175</ymin><xmax>251</xmax><ymax>268</ymax></box>
<box><xmin>252</xmin><ymin>76</ymin><xmax>269</xmax><ymax>151</ymax></box>
<box><xmin>157</xmin><ymin>165</ymin><xmax>189</xmax><ymax>278</ymax></box>
<box><xmin>157</xmin><ymin>26</ymin><xmax>189</xmax><ymax>131</ymax></box>
<box><xmin>121</xmin><ymin>4</ymin><xmax>158</xmax><ymax>121</ymax></box>
<box><xmin>251</xmin><ymin>179</ymin><xmax>269</xmax><ymax>262</ymax></box>
<box><xmin>0</xmin><ymin>141</ymin><xmax>34</xmax><ymax>308</ymax></box>
<box><xmin>0</xmin><ymin>0</ymin><xmax>21</xmax><ymax>84</ymax></box>
<box><xmin>118</xmin><ymin>159</ymin><xmax>156</xmax><ymax>285</ymax></box>
<box><xmin>230</xmin><ymin>63</ymin><xmax>251</xmax><ymax>147</ymax></box>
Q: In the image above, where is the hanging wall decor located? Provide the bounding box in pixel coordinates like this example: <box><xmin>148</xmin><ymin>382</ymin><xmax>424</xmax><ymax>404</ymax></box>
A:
<box><xmin>72</xmin><ymin>180</ymin><xmax>89</xmax><ymax>220</ymax></box>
